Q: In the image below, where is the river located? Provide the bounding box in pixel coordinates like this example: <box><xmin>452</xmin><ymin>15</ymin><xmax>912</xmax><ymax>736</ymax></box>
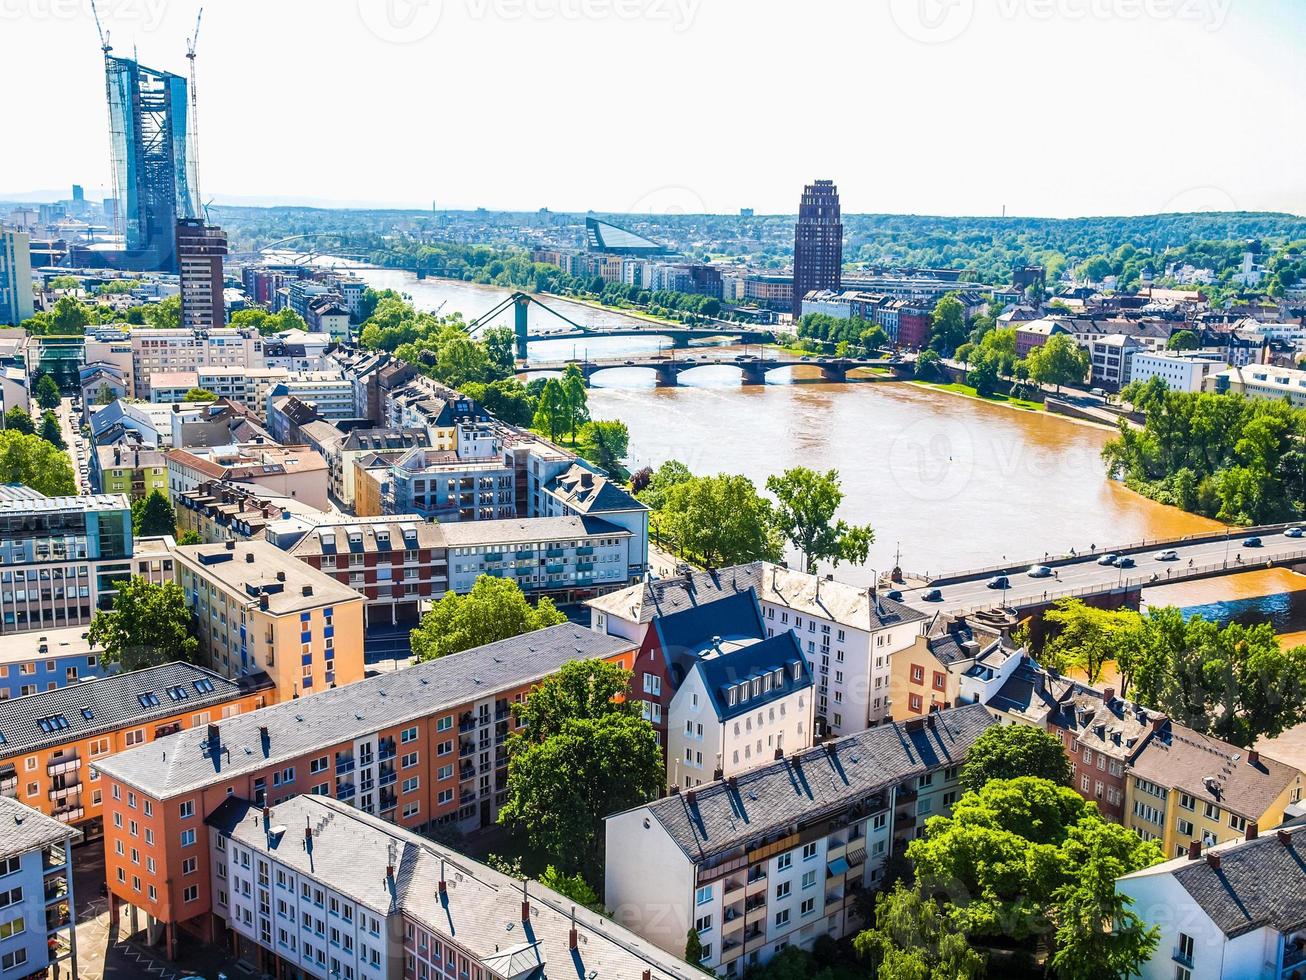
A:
<box><xmin>344</xmin><ymin>270</ymin><xmax>1252</xmax><ymax>592</ymax></box>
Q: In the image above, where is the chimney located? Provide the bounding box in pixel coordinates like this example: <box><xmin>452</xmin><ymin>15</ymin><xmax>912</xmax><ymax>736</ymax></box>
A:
<box><xmin>569</xmin><ymin>915</ymin><xmax>579</xmax><ymax>951</ymax></box>
<box><xmin>1151</xmin><ymin>715</ymin><xmax>1166</xmax><ymax>732</ymax></box>
<box><xmin>712</xmin><ymin>767</ymin><xmax>723</xmax><ymax>781</ymax></box>
<box><xmin>302</xmin><ymin>585</ymin><xmax>313</xmax><ymax>597</ymax></box>
<box><xmin>438</xmin><ymin>858</ymin><xmax>447</xmax><ymax>896</ymax></box>
<box><xmin>643</xmin><ymin>972</ymin><xmax>652</xmax><ymax>980</ymax></box>
<box><xmin>1188</xmin><ymin>840</ymin><xmax>1201</xmax><ymax>860</ymax></box>
<box><xmin>262</xmin><ymin>805</ymin><xmax>270</xmax><ymax>822</ymax></box>
<box><xmin>304</xmin><ymin>824</ymin><xmax>312</xmax><ymax>843</ymax></box>
<box><xmin>1103</xmin><ymin>686</ymin><xmax>1116</xmax><ymax>704</ymax></box>
<box><xmin>259</xmin><ymin>594</ymin><xmax>269</xmax><ymax>611</ymax></box>
<box><xmin>686</xmin><ymin>790</ymin><xmax>697</xmax><ymax>806</ymax></box>
<box><xmin>1246</xmin><ymin>822</ymin><xmax>1258</xmax><ymax>841</ymax></box>
<box><xmin>207</xmin><ymin>723</ymin><xmax>220</xmax><ymax>748</ymax></box>
<box><xmin>1206</xmin><ymin>851</ymin><xmax>1221</xmax><ymax>870</ymax></box>
<box><xmin>521</xmin><ymin>881</ymin><xmax>531</xmax><ymax>922</ymax></box>
<box><xmin>1278</xmin><ymin>829</ymin><xmax>1293</xmax><ymax>845</ymax></box>
<box><xmin>774</xmin><ymin>747</ymin><xmax>784</xmax><ymax>761</ymax></box>
<box><xmin>225</xmin><ymin>539</ymin><xmax>235</xmax><ymax>551</ymax></box>
<box><xmin>386</xmin><ymin>864</ymin><xmax>394</xmax><ymax>879</ymax></box>
<box><xmin>1247</xmin><ymin>749</ymin><xmax>1259</xmax><ymax>766</ymax></box>
<box><xmin>276</xmin><ymin>571</ymin><xmax>286</xmax><ymax>582</ymax></box>
<box><xmin>245</xmin><ymin>553</ymin><xmax>254</xmax><ymax>563</ymax></box>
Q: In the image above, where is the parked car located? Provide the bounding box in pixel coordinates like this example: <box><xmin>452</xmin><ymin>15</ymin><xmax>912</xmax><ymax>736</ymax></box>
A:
<box><xmin>1113</xmin><ymin>556</ymin><xmax>1136</xmax><ymax>569</ymax></box>
<box><xmin>1153</xmin><ymin>550</ymin><xmax>1179</xmax><ymax>561</ymax></box>
<box><xmin>986</xmin><ymin>575</ymin><xmax>1010</xmax><ymax>590</ymax></box>
<box><xmin>1097</xmin><ymin>553</ymin><xmax>1118</xmax><ymax>566</ymax></box>
<box><xmin>1284</xmin><ymin>526</ymin><xmax>1304</xmax><ymax>538</ymax></box>
<box><xmin>1026</xmin><ymin>565</ymin><xmax>1053</xmax><ymax>578</ymax></box>
<box><xmin>885</xmin><ymin>589</ymin><xmax>903</xmax><ymax>601</ymax></box>
<box><xmin>1243</xmin><ymin>536</ymin><xmax>1262</xmax><ymax>547</ymax></box>
<box><xmin>922</xmin><ymin>588</ymin><xmax>943</xmax><ymax>602</ymax></box>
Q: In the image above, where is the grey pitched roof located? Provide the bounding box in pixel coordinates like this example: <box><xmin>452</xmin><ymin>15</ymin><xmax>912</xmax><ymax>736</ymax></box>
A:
<box><xmin>547</xmin><ymin>463</ymin><xmax>645</xmax><ymax>515</ymax></box>
<box><xmin>0</xmin><ymin>797</ymin><xmax>75</xmax><ymax>861</ymax></box>
<box><xmin>633</xmin><ymin>703</ymin><xmax>995</xmax><ymax>862</ymax></box>
<box><xmin>207</xmin><ymin>795</ymin><xmax>704</xmax><ymax>979</ymax></box>
<box><xmin>1136</xmin><ymin>825</ymin><xmax>1306</xmax><ymax>938</ymax></box>
<box><xmin>94</xmin><ymin>625</ymin><xmax>635</xmax><ymax>799</ymax></box>
<box><xmin>0</xmin><ymin>662</ymin><xmax>267</xmax><ymax>758</ymax></box>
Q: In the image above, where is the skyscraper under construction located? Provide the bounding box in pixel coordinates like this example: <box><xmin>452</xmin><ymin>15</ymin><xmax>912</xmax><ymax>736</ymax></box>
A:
<box><xmin>792</xmin><ymin>180</ymin><xmax>843</xmax><ymax>320</ymax></box>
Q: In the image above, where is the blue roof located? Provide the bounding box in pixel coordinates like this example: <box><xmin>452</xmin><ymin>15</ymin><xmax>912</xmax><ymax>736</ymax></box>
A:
<box><xmin>694</xmin><ymin>631</ymin><xmax>812</xmax><ymax>723</ymax></box>
<box><xmin>651</xmin><ymin>590</ymin><xmax>765</xmax><ymax>687</ymax></box>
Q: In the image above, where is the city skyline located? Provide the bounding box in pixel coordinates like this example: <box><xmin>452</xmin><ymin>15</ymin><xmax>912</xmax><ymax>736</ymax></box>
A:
<box><xmin>1</xmin><ymin>1</ymin><xmax>1303</xmax><ymax>218</ymax></box>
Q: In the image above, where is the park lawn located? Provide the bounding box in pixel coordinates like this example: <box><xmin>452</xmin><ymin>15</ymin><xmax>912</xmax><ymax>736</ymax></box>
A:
<box><xmin>918</xmin><ymin>380</ymin><xmax>1044</xmax><ymax>411</ymax></box>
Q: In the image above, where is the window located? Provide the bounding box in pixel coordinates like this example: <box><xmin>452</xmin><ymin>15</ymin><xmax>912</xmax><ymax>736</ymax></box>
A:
<box><xmin>910</xmin><ymin>665</ymin><xmax>924</xmax><ymax>683</ymax></box>
<box><xmin>801</xmin><ymin>870</ymin><xmax>816</xmax><ymax>890</ymax></box>
<box><xmin>1176</xmin><ymin>932</ymin><xmax>1194</xmax><ymax>968</ymax></box>
<box><xmin>800</xmin><ymin>898</ymin><xmax>815</xmax><ymax>917</ymax></box>
<box><xmin>695</xmin><ymin>913</ymin><xmax>712</xmax><ymax>935</ymax></box>
<box><xmin>179</xmin><ymin>800</ymin><xmax>195</xmax><ymax>819</ymax></box>
<box><xmin>401</xmin><ymin>726</ymin><xmax>418</xmax><ymax>743</ymax></box>
<box><xmin>1</xmin><ymin>949</ymin><xmax>26</xmax><ymax>971</ymax></box>
<box><xmin>180</xmin><ymin>829</ymin><xmax>197</xmax><ymax>848</ymax></box>
<box><xmin>774</xmin><ymin>909</ymin><xmax>790</xmax><ymax>927</ymax></box>
<box><xmin>695</xmin><ymin>885</ymin><xmax>712</xmax><ymax>906</ymax></box>
<box><xmin>182</xmin><ymin>857</ymin><xmax>197</xmax><ymax>875</ymax></box>
<box><xmin>0</xmin><ymin>916</ymin><xmax>24</xmax><ymax>940</ymax></box>
<box><xmin>775</xmin><ymin>881</ymin><xmax>790</xmax><ymax>900</ymax></box>
<box><xmin>0</xmin><ymin>858</ymin><xmax>18</xmax><ymax>879</ymax></box>
<box><xmin>776</xmin><ymin>854</ymin><xmax>792</xmax><ymax>871</ymax></box>
<box><xmin>184</xmin><ymin>884</ymin><xmax>199</xmax><ymax>902</ymax></box>
<box><xmin>801</xmin><ymin>843</ymin><xmax>817</xmax><ymax>860</ymax></box>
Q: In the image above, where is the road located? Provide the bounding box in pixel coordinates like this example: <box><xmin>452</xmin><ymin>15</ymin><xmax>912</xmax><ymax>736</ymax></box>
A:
<box><xmin>897</xmin><ymin>524</ymin><xmax>1306</xmax><ymax>616</ymax></box>
<box><xmin>54</xmin><ymin>398</ymin><xmax>90</xmax><ymax>493</ymax></box>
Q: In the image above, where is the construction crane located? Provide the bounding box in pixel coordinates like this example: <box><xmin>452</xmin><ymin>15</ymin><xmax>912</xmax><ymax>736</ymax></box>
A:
<box><xmin>185</xmin><ymin>8</ymin><xmax>205</xmax><ymax>215</ymax></box>
<box><xmin>90</xmin><ymin>0</ymin><xmax>123</xmax><ymax>240</ymax></box>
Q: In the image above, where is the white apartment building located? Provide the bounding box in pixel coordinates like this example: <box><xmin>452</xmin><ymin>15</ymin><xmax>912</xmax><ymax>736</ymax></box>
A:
<box><xmin>130</xmin><ymin>328</ymin><xmax>265</xmax><ymax>400</ymax></box>
<box><xmin>1129</xmin><ymin>349</ymin><xmax>1225</xmax><ymax>393</ymax></box>
<box><xmin>266</xmin><ymin>374</ymin><xmax>356</xmax><ymax>421</ymax></box>
<box><xmin>1088</xmin><ymin>334</ymin><xmax>1143</xmax><ymax>390</ymax></box>
<box><xmin>1207</xmin><ymin>363</ymin><xmax>1306</xmax><ymax>407</ymax></box>
<box><xmin>606</xmin><ymin>704</ymin><xmax>994</xmax><ymax>977</ymax></box>
<box><xmin>441</xmin><ymin>515</ymin><xmax>633</xmax><ymax>596</ymax></box>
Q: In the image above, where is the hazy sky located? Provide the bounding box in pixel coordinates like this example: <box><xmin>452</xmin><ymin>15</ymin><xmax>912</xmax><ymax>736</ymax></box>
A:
<box><xmin>2</xmin><ymin>0</ymin><xmax>1302</xmax><ymax>217</ymax></box>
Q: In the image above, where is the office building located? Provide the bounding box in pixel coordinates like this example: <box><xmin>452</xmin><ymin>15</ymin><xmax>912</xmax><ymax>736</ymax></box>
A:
<box><xmin>176</xmin><ymin>220</ymin><xmax>227</xmax><ymax>329</ymax></box>
<box><xmin>791</xmin><ymin>180</ymin><xmax>842</xmax><ymax>319</ymax></box>
<box><xmin>1129</xmin><ymin>349</ymin><xmax>1225</xmax><ymax>393</ymax></box>
<box><xmin>605</xmin><ymin>704</ymin><xmax>993</xmax><ymax>976</ymax></box>
<box><xmin>93</xmin><ymin>624</ymin><xmax>639</xmax><ymax>959</ymax></box>
<box><xmin>103</xmin><ymin>55</ymin><xmax>199</xmax><ymax>271</ymax></box>
<box><xmin>172</xmin><ymin>540</ymin><xmax>365</xmax><ymax>703</ymax></box>
<box><xmin>0</xmin><ymin>797</ymin><xmax>77</xmax><ymax>977</ymax></box>
<box><xmin>0</xmin><ymin>231</ymin><xmax>33</xmax><ymax>326</ymax></box>
<box><xmin>130</xmin><ymin>327</ymin><xmax>265</xmax><ymax>400</ymax></box>
<box><xmin>0</xmin><ymin>662</ymin><xmax>270</xmax><ymax>840</ymax></box>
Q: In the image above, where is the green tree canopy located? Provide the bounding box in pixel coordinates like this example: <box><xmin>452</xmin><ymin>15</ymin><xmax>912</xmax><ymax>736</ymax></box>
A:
<box><xmin>38</xmin><ymin>410</ymin><xmax>64</xmax><ymax>450</ymax></box>
<box><xmin>765</xmin><ymin>466</ymin><xmax>874</xmax><ymax>573</ymax></box>
<box><xmin>928</xmin><ymin>294</ymin><xmax>967</xmax><ymax>355</ymax></box>
<box><xmin>959</xmin><ymin>723</ymin><xmax>1073</xmax><ymax>794</ymax></box>
<box><xmin>229</xmin><ymin>307</ymin><xmax>308</xmax><ymax>336</ymax></box>
<box><xmin>635</xmin><ymin>459</ymin><xmax>693</xmax><ymax>510</ymax></box>
<box><xmin>409</xmin><ymin>575</ymin><xmax>567</xmax><ymax>662</ymax></box>
<box><xmin>132</xmin><ymin>489</ymin><xmax>176</xmax><ymax>537</ymax></box>
<box><xmin>579</xmin><ymin>420</ymin><xmax>629</xmax><ymax>481</ymax></box>
<box><xmin>1024</xmin><ymin>333</ymin><xmax>1090</xmax><ymax>392</ymax></box>
<box><xmin>532</xmin><ymin>378</ymin><xmax>568</xmax><ymax>442</ymax></box>
<box><xmin>182</xmin><ymin>387</ymin><xmax>217</xmax><ymax>402</ymax></box>
<box><xmin>852</xmin><ymin>881</ymin><xmax>985</xmax><ymax>980</ymax></box>
<box><xmin>561</xmin><ymin>363</ymin><xmax>590</xmax><ymax>442</ymax></box>
<box><xmin>87</xmin><ymin>578</ymin><xmax>199</xmax><ymax>672</ymax></box>
<box><xmin>35</xmin><ymin>374</ymin><xmax>62</xmax><ymax>410</ymax></box>
<box><xmin>1166</xmin><ymin>329</ymin><xmax>1200</xmax><ymax>351</ymax></box>
<box><xmin>0</xmin><ymin>430</ymin><xmax>75</xmax><ymax>495</ymax></box>
<box><xmin>3</xmin><ymin>408</ymin><xmax>33</xmax><ymax>435</ymax></box>
<box><xmin>660</xmin><ymin>473</ymin><xmax>783</xmax><ymax>567</ymax></box>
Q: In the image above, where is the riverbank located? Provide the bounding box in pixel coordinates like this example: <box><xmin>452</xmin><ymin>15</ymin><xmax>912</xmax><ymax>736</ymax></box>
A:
<box><xmin>537</xmin><ymin>290</ymin><xmax>708</xmax><ymax>330</ymax></box>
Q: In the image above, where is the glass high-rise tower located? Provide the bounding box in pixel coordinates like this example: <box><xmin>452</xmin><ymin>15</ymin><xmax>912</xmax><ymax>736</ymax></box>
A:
<box><xmin>792</xmin><ymin>180</ymin><xmax>843</xmax><ymax>319</ymax></box>
<box><xmin>103</xmin><ymin>55</ymin><xmax>199</xmax><ymax>272</ymax></box>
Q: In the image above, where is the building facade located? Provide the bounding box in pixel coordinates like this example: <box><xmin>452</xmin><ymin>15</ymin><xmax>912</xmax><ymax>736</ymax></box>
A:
<box><xmin>0</xmin><ymin>797</ymin><xmax>78</xmax><ymax>978</ymax></box>
<box><xmin>0</xmin><ymin>231</ymin><xmax>33</xmax><ymax>326</ymax></box>
<box><xmin>176</xmin><ymin>220</ymin><xmax>227</xmax><ymax>329</ymax></box>
<box><xmin>792</xmin><ymin>181</ymin><xmax>842</xmax><ymax>320</ymax></box>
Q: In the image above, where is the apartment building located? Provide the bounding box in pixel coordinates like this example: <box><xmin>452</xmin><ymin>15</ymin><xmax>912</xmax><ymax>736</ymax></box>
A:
<box><xmin>1117</xmin><ymin>824</ymin><xmax>1306</xmax><ymax>980</ymax></box>
<box><xmin>92</xmin><ymin>624</ymin><xmax>638</xmax><ymax>959</ymax></box>
<box><xmin>0</xmin><ymin>626</ymin><xmax>109</xmax><ymax>700</ymax></box>
<box><xmin>0</xmin><ymin>662</ymin><xmax>270</xmax><ymax>840</ymax></box>
<box><xmin>1129</xmin><ymin>348</ymin><xmax>1224</xmax><ymax>393</ymax></box>
<box><xmin>1208</xmin><ymin>363</ymin><xmax>1306</xmax><ymax>408</ymax></box>
<box><xmin>0</xmin><ymin>487</ymin><xmax>133</xmax><ymax>636</ymax></box>
<box><xmin>1125</xmin><ymin>722</ymin><xmax>1302</xmax><ymax>857</ymax></box>
<box><xmin>605</xmin><ymin>704</ymin><xmax>993</xmax><ymax>977</ymax></box>
<box><xmin>266</xmin><ymin>374</ymin><xmax>357</xmax><ymax>421</ymax></box>
<box><xmin>205</xmin><ymin>794</ymin><xmax>702</xmax><ymax>980</ymax></box>
<box><xmin>384</xmin><ymin>445</ymin><xmax>516</xmax><ymax>523</ymax></box>
<box><xmin>149</xmin><ymin>367</ymin><xmax>292</xmax><ymax>412</ymax></box>
<box><xmin>92</xmin><ymin>444</ymin><xmax>168</xmax><ymax>498</ymax></box>
<box><xmin>535</xmin><ymin>462</ymin><xmax>650</xmax><ymax>577</ymax></box>
<box><xmin>173</xmin><ymin>540</ymin><xmax>364</xmax><ymax>703</ymax></box>
<box><xmin>176</xmin><ymin>219</ymin><xmax>227</xmax><ymax>330</ymax></box>
<box><xmin>166</xmin><ymin>445</ymin><xmax>330</xmax><ymax>510</ymax></box>
<box><xmin>1088</xmin><ymin>333</ymin><xmax>1142</xmax><ymax>391</ymax></box>
<box><xmin>0</xmin><ymin>797</ymin><xmax>77</xmax><ymax>977</ymax></box>
<box><xmin>590</xmin><ymin>563</ymin><xmax>926</xmax><ymax>733</ymax></box>
<box><xmin>130</xmin><ymin>327</ymin><xmax>265</xmax><ymax>400</ymax></box>
<box><xmin>0</xmin><ymin>230</ymin><xmax>34</xmax><ymax>326</ymax></box>
<box><xmin>174</xmin><ymin>480</ymin><xmax>327</xmax><ymax>545</ymax></box>
<box><xmin>330</xmin><ymin>428</ymin><xmax>430</xmax><ymax>506</ymax></box>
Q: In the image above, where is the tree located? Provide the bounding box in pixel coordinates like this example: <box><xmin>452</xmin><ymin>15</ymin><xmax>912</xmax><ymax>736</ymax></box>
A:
<box><xmin>915</xmin><ymin>348</ymin><xmax>942</xmax><ymax>380</ymax></box>
<box><xmin>86</xmin><ymin>578</ymin><xmax>199</xmax><ymax>672</ymax></box>
<box><xmin>660</xmin><ymin>473</ymin><xmax>783</xmax><ymax>567</ymax></box>
<box><xmin>132</xmin><ymin>489</ymin><xmax>175</xmax><ymax>537</ymax></box>
<box><xmin>538</xmin><ymin>865</ymin><xmax>602</xmax><ymax>912</ymax></box>
<box><xmin>684</xmin><ymin>929</ymin><xmax>704</xmax><ymax>965</ymax></box>
<box><xmin>1042</xmin><ymin>597</ymin><xmax>1143</xmax><ymax>684</ymax></box>
<box><xmin>531</xmin><ymin>378</ymin><xmax>568</xmax><ymax>442</ymax></box>
<box><xmin>630</xmin><ymin>466</ymin><xmax>653</xmax><ymax>494</ymax></box>
<box><xmin>47</xmin><ymin>274</ymin><xmax>80</xmax><ymax>293</ymax></box>
<box><xmin>928</xmin><ymin>294</ymin><xmax>967</xmax><ymax>354</ymax></box>
<box><xmin>513</xmin><ymin>659</ymin><xmax>639</xmax><ymax>742</ymax></box>
<box><xmin>852</xmin><ymin>881</ymin><xmax>985</xmax><ymax>979</ymax></box>
<box><xmin>3</xmin><ymin>408</ymin><xmax>33</xmax><ymax>435</ymax></box>
<box><xmin>34</xmin><ymin>374</ymin><xmax>61</xmax><ymax>410</ymax></box>
<box><xmin>635</xmin><ymin>459</ymin><xmax>693</xmax><ymax>510</ymax></box>
<box><xmin>176</xmin><ymin>529</ymin><xmax>202</xmax><ymax>546</ymax></box>
<box><xmin>409</xmin><ymin>575</ymin><xmax>567</xmax><ymax>662</ymax></box>
<box><xmin>1024</xmin><ymin>334</ymin><xmax>1089</xmax><ymax>393</ymax></box>
<box><xmin>562</xmin><ymin>364</ymin><xmax>590</xmax><ymax>442</ymax></box>
<box><xmin>1166</xmin><ymin>329</ymin><xmax>1200</xmax><ymax>351</ymax></box>
<box><xmin>229</xmin><ymin>307</ymin><xmax>309</xmax><ymax>336</ymax></box>
<box><xmin>38</xmin><ymin>411</ymin><xmax>64</xmax><ymax>450</ymax></box>
<box><xmin>48</xmin><ymin>296</ymin><xmax>90</xmax><ymax>334</ymax></box>
<box><xmin>435</xmin><ymin>332</ymin><xmax>493</xmax><ymax>388</ymax></box>
<box><xmin>765</xmin><ymin>467</ymin><xmax>874</xmax><ymax>574</ymax></box>
<box><xmin>0</xmin><ymin>430</ymin><xmax>75</xmax><ymax>495</ymax></box>
<box><xmin>141</xmin><ymin>295</ymin><xmax>182</xmax><ymax>329</ymax></box>
<box><xmin>182</xmin><ymin>387</ymin><xmax>217</xmax><ymax>402</ymax></box>
<box><xmin>480</xmin><ymin>325</ymin><xmax>517</xmax><ymax>376</ymax></box>
<box><xmin>579</xmin><ymin>420</ymin><xmax>629</xmax><ymax>481</ymax></box>
<box><xmin>959</xmin><ymin>724</ymin><xmax>1073</xmax><ymax>794</ymax></box>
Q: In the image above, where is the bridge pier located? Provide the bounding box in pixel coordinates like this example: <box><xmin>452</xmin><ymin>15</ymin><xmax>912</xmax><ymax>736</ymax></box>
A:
<box><xmin>818</xmin><ymin>366</ymin><xmax>848</xmax><ymax>383</ymax></box>
<box><xmin>654</xmin><ymin>365</ymin><xmax>679</xmax><ymax>387</ymax></box>
<box><xmin>513</xmin><ymin>294</ymin><xmax>532</xmax><ymax>361</ymax></box>
<box><xmin>739</xmin><ymin>364</ymin><xmax>767</xmax><ymax>386</ymax></box>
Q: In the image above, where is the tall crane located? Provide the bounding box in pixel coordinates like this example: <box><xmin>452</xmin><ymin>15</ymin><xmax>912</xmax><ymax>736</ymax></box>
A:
<box><xmin>185</xmin><ymin>8</ymin><xmax>205</xmax><ymax>215</ymax></box>
<box><xmin>90</xmin><ymin>0</ymin><xmax>123</xmax><ymax>240</ymax></box>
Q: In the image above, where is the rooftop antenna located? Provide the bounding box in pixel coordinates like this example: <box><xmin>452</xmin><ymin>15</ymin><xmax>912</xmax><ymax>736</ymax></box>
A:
<box><xmin>185</xmin><ymin>8</ymin><xmax>205</xmax><ymax>215</ymax></box>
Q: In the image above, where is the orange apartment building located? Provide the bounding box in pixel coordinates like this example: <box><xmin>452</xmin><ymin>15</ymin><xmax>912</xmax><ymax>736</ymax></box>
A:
<box><xmin>0</xmin><ymin>662</ymin><xmax>272</xmax><ymax>843</ymax></box>
<box><xmin>91</xmin><ymin>624</ymin><xmax>637</xmax><ymax>958</ymax></box>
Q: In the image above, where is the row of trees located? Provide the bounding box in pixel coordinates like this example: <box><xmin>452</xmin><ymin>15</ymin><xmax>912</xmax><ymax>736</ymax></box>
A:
<box><xmin>633</xmin><ymin>461</ymin><xmax>873</xmax><ymax>572</ymax></box>
<box><xmin>1040</xmin><ymin>597</ymin><xmax>1306</xmax><ymax>747</ymax></box>
<box><xmin>20</xmin><ymin>294</ymin><xmax>184</xmax><ymax>336</ymax></box>
<box><xmin>796</xmin><ymin>313</ymin><xmax>889</xmax><ymax>353</ymax></box>
<box><xmin>1104</xmin><ymin>377</ymin><xmax>1306</xmax><ymax>523</ymax></box>
<box><xmin>5</xmin><ymin>405</ymin><xmax>65</xmax><ymax>451</ymax></box>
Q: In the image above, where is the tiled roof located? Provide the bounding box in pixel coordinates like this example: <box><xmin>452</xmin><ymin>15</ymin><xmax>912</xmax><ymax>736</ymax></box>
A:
<box><xmin>1122</xmin><ymin>825</ymin><xmax>1306</xmax><ymax>938</ymax></box>
<box><xmin>0</xmin><ymin>797</ymin><xmax>75</xmax><ymax>861</ymax></box>
<box><xmin>207</xmin><ymin>795</ymin><xmax>703</xmax><ymax>979</ymax></box>
<box><xmin>340</xmin><ymin>428</ymin><xmax>429</xmax><ymax>453</ymax></box>
<box><xmin>633</xmin><ymin>703</ymin><xmax>995</xmax><ymax>862</ymax></box>
<box><xmin>694</xmin><ymin>631</ymin><xmax>812</xmax><ymax>723</ymax></box>
<box><xmin>93</xmin><ymin>624</ymin><xmax>635</xmax><ymax>799</ymax></box>
<box><xmin>0</xmin><ymin>662</ymin><xmax>266</xmax><ymax>758</ymax></box>
<box><xmin>547</xmin><ymin>463</ymin><xmax>645</xmax><ymax>515</ymax></box>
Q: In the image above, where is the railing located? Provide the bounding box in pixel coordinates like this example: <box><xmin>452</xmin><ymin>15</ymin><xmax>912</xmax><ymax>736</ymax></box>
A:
<box><xmin>46</xmin><ymin>758</ymin><xmax>80</xmax><ymax>777</ymax></box>
<box><xmin>335</xmin><ymin>758</ymin><xmax>355</xmax><ymax>774</ymax></box>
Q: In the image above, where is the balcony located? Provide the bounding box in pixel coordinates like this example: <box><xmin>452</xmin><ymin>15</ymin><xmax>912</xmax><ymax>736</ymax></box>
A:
<box><xmin>47</xmin><ymin>783</ymin><xmax>80</xmax><ymax>803</ymax></box>
<box><xmin>46</xmin><ymin>757</ymin><xmax>80</xmax><ymax>777</ymax></box>
<box><xmin>46</xmin><ymin>903</ymin><xmax>72</xmax><ymax>933</ymax></box>
<box><xmin>379</xmin><ymin>793</ymin><xmax>397</xmax><ymax>813</ymax></box>
<box><xmin>722</xmin><ymin>878</ymin><xmax>745</xmax><ymax>906</ymax></box>
<box><xmin>545</xmin><ymin>548</ymin><xmax>565</xmax><ymax>558</ymax></box>
<box><xmin>514</xmin><ymin>550</ymin><xmax>534</xmax><ymax>560</ymax></box>
<box><xmin>460</xmin><ymin>764</ymin><xmax>476</xmax><ymax>782</ymax></box>
<box><xmin>335</xmin><ymin>756</ymin><xmax>355</xmax><ymax>775</ymax></box>
<box><xmin>720</xmin><ymin>936</ymin><xmax>743</xmax><ymax>961</ymax></box>
<box><xmin>43</xmin><ymin>876</ymin><xmax>68</xmax><ymax>906</ymax></box>
<box><xmin>459</xmin><ymin>791</ymin><xmax>477</xmax><ymax>807</ymax></box>
<box><xmin>576</xmin><ymin>546</ymin><xmax>594</xmax><ymax>556</ymax></box>
<box><xmin>41</xmin><ymin>847</ymin><xmax>66</xmax><ymax>874</ymax></box>
<box><xmin>459</xmin><ymin>741</ymin><xmax>476</xmax><ymax>758</ymax></box>
<box><xmin>378</xmin><ymin>742</ymin><xmax>397</xmax><ymax>761</ymax></box>
<box><xmin>336</xmin><ymin>783</ymin><xmax>356</xmax><ymax>801</ymax></box>
<box><xmin>50</xmin><ymin>807</ymin><xmax>83</xmax><ymax>824</ymax></box>
<box><xmin>378</xmin><ymin>766</ymin><xmax>397</xmax><ymax>788</ymax></box>
<box><xmin>1282</xmin><ymin>938</ymin><xmax>1306</xmax><ymax>974</ymax></box>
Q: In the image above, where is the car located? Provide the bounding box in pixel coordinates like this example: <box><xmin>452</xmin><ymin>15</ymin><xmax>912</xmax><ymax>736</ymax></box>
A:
<box><xmin>1243</xmin><ymin>536</ymin><xmax>1262</xmax><ymax>548</ymax></box>
<box><xmin>986</xmin><ymin>575</ymin><xmax>1010</xmax><ymax>590</ymax></box>
<box><xmin>800</xmin><ymin>356</ymin><xmax>811</xmax><ymax>361</ymax></box>
<box><xmin>1097</xmin><ymin>553</ymin><xmax>1118</xmax><ymax>566</ymax></box>
<box><xmin>624</xmin><ymin>360</ymin><xmax>635</xmax><ymax>365</ymax></box>
<box><xmin>885</xmin><ymin>589</ymin><xmax>903</xmax><ymax>601</ymax></box>
<box><xmin>1026</xmin><ymin>565</ymin><xmax>1053</xmax><ymax>578</ymax></box>
<box><xmin>1153</xmin><ymin>549</ymin><xmax>1179</xmax><ymax>561</ymax></box>
<box><xmin>1285</xmin><ymin>526</ymin><xmax>1304</xmax><ymax>538</ymax></box>
<box><xmin>922</xmin><ymin>588</ymin><xmax>943</xmax><ymax>602</ymax></box>
<box><xmin>1113</xmin><ymin>556</ymin><xmax>1136</xmax><ymax>568</ymax></box>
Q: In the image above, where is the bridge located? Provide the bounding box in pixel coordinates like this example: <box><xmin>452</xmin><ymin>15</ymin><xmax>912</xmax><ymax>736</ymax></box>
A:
<box><xmin>519</xmin><ymin>353</ymin><xmax>909</xmax><ymax>386</ymax></box>
<box><xmin>893</xmin><ymin>522</ymin><xmax>1306</xmax><ymax>618</ymax></box>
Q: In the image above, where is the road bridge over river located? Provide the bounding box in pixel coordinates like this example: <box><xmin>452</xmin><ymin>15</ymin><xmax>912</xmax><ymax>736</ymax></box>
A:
<box><xmin>521</xmin><ymin>352</ymin><xmax>909</xmax><ymax>386</ymax></box>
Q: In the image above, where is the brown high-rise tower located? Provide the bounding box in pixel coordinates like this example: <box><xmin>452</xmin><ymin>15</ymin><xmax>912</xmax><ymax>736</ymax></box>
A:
<box><xmin>792</xmin><ymin>180</ymin><xmax>843</xmax><ymax>319</ymax></box>
<box><xmin>176</xmin><ymin>218</ymin><xmax>227</xmax><ymax>329</ymax></box>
